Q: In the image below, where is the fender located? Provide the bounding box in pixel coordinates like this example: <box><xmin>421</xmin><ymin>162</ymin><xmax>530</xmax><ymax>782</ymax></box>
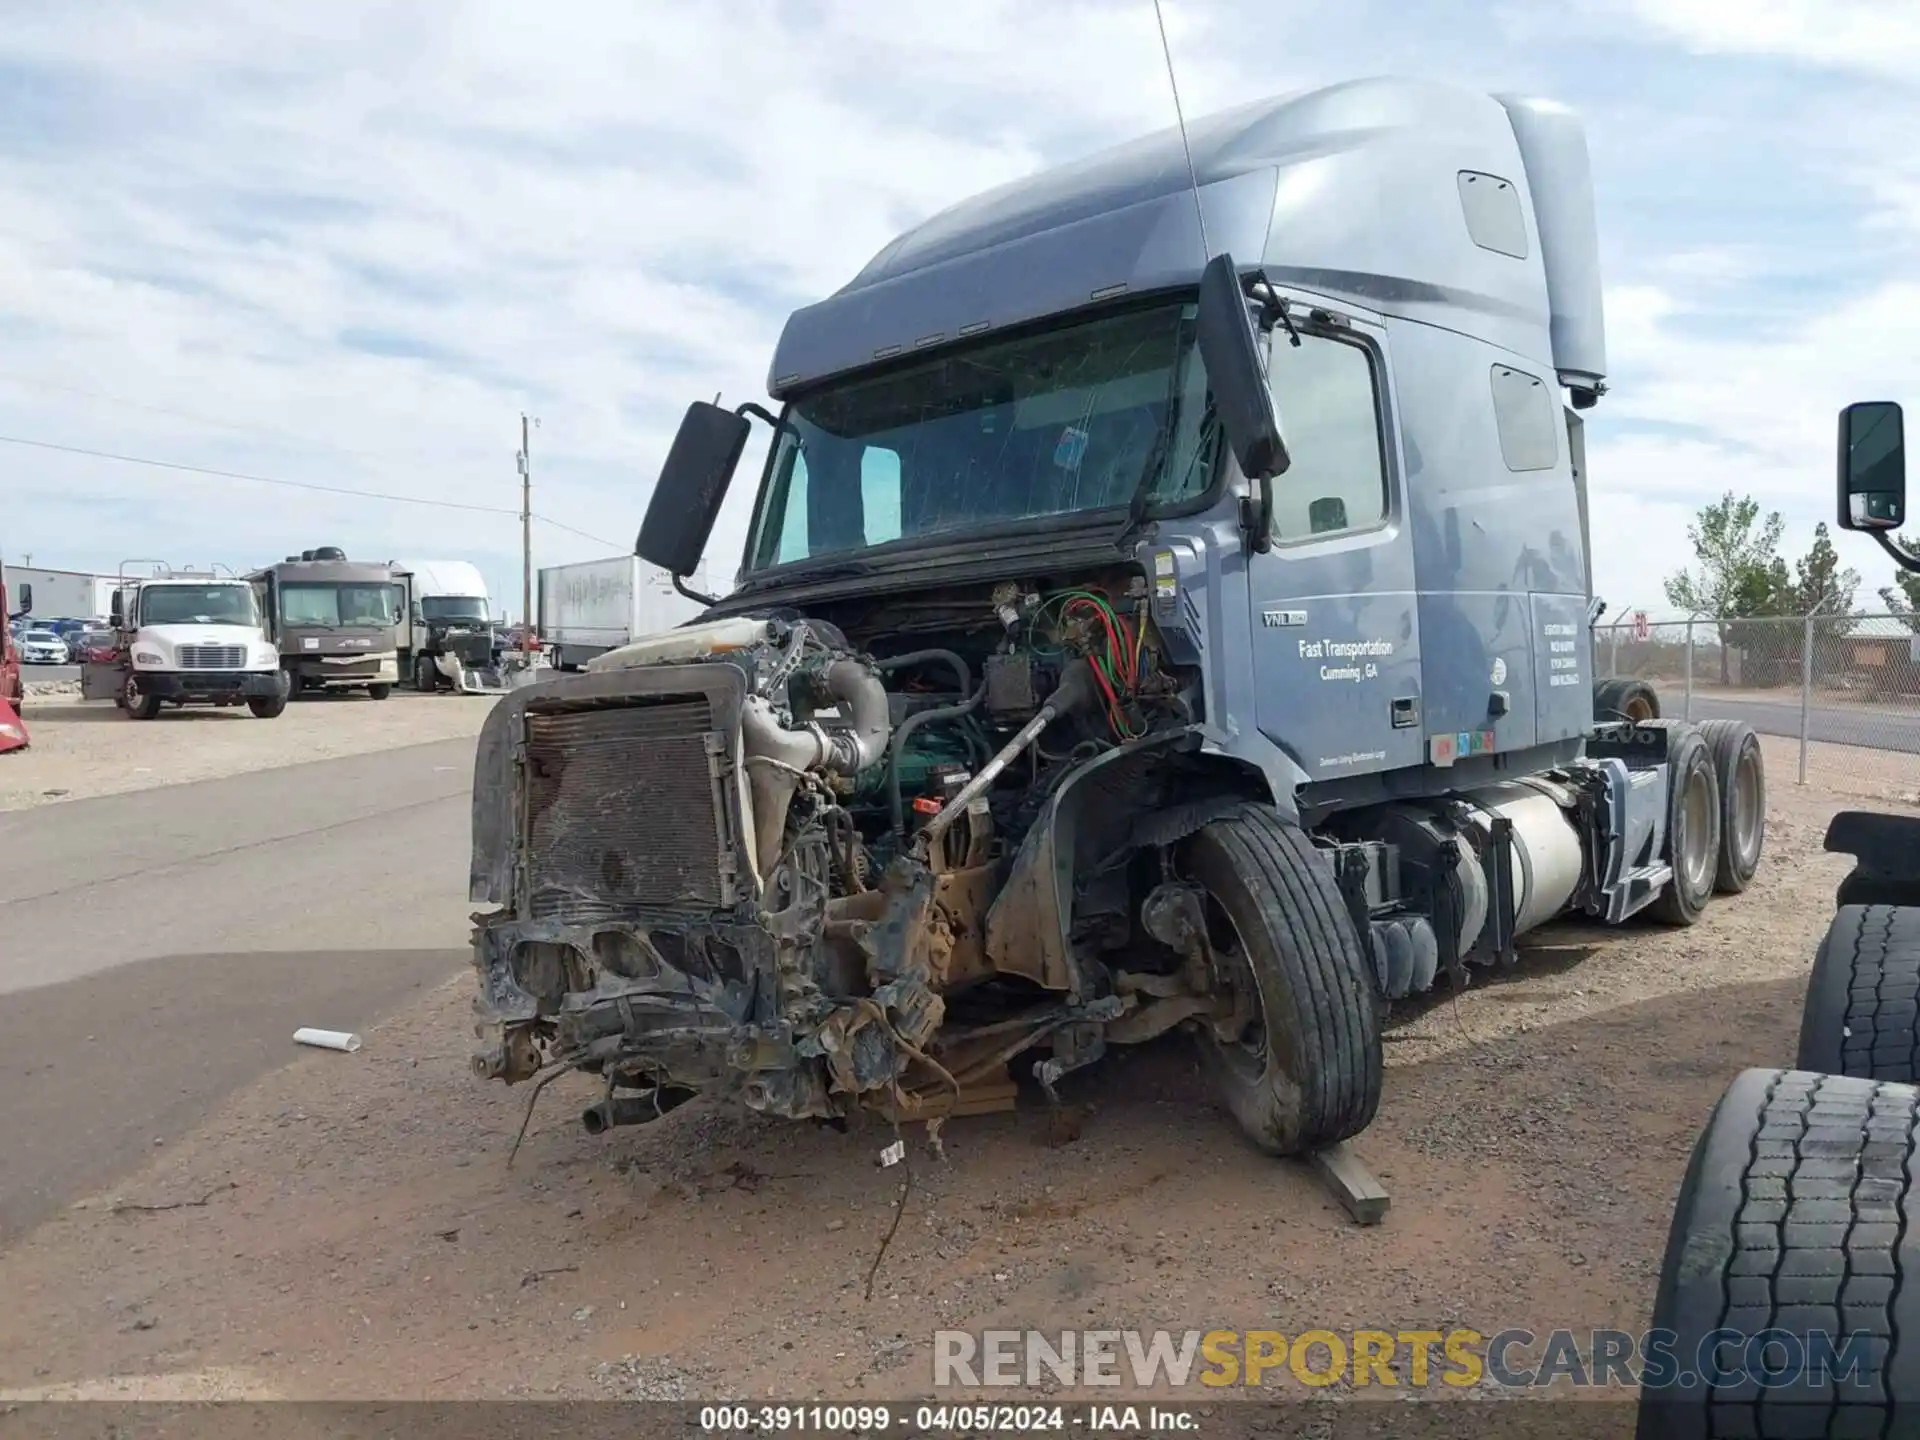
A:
<box><xmin>0</xmin><ymin>696</ymin><xmax>26</xmax><ymax>753</ymax></box>
<box><xmin>982</xmin><ymin>728</ymin><xmax>1277</xmax><ymax>995</ymax></box>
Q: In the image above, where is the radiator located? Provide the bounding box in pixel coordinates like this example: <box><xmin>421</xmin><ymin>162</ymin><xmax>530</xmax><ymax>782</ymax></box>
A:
<box><xmin>521</xmin><ymin>698</ymin><xmax>735</xmax><ymax>919</ymax></box>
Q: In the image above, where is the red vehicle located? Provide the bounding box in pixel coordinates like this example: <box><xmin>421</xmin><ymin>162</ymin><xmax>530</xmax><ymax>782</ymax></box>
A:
<box><xmin>1</xmin><ymin>559</ymin><xmax>30</xmax><ymax>751</ymax></box>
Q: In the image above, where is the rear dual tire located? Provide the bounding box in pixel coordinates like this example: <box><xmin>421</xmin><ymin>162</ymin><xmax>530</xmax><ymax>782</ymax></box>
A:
<box><xmin>1646</xmin><ymin>718</ymin><xmax>1763</xmax><ymax>925</ymax></box>
<box><xmin>1650</xmin><ymin>724</ymin><xmax>1721</xmax><ymax>926</ymax></box>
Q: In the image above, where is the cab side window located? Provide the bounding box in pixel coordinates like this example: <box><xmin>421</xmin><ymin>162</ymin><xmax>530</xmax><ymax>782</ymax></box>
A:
<box><xmin>1265</xmin><ymin>330</ymin><xmax>1389</xmax><ymax>541</ymax></box>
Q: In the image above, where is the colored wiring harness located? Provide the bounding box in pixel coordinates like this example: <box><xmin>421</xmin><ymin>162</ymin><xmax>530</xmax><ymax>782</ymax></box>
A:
<box><xmin>1033</xmin><ymin>589</ymin><xmax>1145</xmax><ymax>739</ymax></box>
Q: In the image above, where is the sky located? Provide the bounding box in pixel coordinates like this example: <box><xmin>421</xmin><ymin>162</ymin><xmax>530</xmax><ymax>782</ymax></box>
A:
<box><xmin>3</xmin><ymin>0</ymin><xmax>1919</xmax><ymax>622</ymax></box>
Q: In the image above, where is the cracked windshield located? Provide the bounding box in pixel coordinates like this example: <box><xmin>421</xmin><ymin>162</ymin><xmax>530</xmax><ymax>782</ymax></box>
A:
<box><xmin>749</xmin><ymin>301</ymin><xmax>1215</xmax><ymax>569</ymax></box>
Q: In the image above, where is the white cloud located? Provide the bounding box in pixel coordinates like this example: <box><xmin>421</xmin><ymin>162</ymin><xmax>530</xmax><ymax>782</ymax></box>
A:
<box><xmin>1</xmin><ymin>0</ymin><xmax>1917</xmax><ymax>636</ymax></box>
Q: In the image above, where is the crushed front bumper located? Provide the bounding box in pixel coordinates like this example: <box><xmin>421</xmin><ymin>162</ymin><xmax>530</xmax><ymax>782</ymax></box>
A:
<box><xmin>465</xmin><ymin>659</ymin><xmax>955</xmax><ymax>1120</ymax></box>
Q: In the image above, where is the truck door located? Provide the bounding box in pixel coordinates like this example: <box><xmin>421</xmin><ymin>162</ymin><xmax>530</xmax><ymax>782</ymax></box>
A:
<box><xmin>81</xmin><ymin>587</ymin><xmax>130</xmax><ymax>701</ymax></box>
<box><xmin>1244</xmin><ymin>307</ymin><xmax>1423</xmax><ymax>782</ymax></box>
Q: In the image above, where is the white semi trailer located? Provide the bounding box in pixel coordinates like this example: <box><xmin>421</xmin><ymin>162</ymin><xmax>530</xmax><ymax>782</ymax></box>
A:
<box><xmin>536</xmin><ymin>555</ymin><xmax>708</xmax><ymax>671</ymax></box>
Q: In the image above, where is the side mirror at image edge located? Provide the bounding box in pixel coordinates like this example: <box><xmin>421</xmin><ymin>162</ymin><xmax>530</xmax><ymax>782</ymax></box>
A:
<box><xmin>1196</xmin><ymin>251</ymin><xmax>1290</xmax><ymax>486</ymax></box>
<box><xmin>636</xmin><ymin>400</ymin><xmax>752</xmax><ymax>581</ymax></box>
<box><xmin>1837</xmin><ymin>399</ymin><xmax>1905</xmax><ymax>533</ymax></box>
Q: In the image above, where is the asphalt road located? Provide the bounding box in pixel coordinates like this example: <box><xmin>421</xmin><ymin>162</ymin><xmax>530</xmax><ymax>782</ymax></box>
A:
<box><xmin>1687</xmin><ymin>695</ymin><xmax>1920</xmax><ymax>755</ymax></box>
<box><xmin>0</xmin><ymin>739</ymin><xmax>479</xmax><ymax>1242</ymax></box>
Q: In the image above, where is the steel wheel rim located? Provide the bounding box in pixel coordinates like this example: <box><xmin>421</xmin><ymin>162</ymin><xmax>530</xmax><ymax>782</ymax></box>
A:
<box><xmin>1732</xmin><ymin>743</ymin><xmax>1762</xmax><ymax>862</ymax></box>
<box><xmin>1680</xmin><ymin>761</ymin><xmax>1715</xmax><ymax>892</ymax></box>
<box><xmin>123</xmin><ymin>675</ymin><xmax>140</xmax><ymax>709</ymax></box>
<box><xmin>1197</xmin><ymin>891</ymin><xmax>1272</xmax><ymax>1081</ymax></box>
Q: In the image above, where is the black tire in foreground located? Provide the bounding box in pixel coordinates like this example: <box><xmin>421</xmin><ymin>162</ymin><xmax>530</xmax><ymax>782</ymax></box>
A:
<box><xmin>247</xmin><ymin>693</ymin><xmax>286</xmax><ymax>720</ymax></box>
<box><xmin>1638</xmin><ymin>1067</ymin><xmax>1920</xmax><ymax>1437</ymax></box>
<box><xmin>1797</xmin><ymin>905</ymin><xmax>1920</xmax><ymax>1083</ymax></box>
<box><xmin>1697</xmin><ymin>718</ymin><xmax>1765</xmax><ymax>894</ymax></box>
<box><xmin>1181</xmin><ymin>803</ymin><xmax>1382</xmax><ymax>1157</ymax></box>
<box><xmin>1596</xmin><ymin>676</ymin><xmax>1661</xmax><ymax>723</ymax></box>
<box><xmin>1650</xmin><ymin>723</ymin><xmax>1721</xmax><ymax>926</ymax></box>
<box><xmin>367</xmin><ymin>683</ymin><xmax>392</xmax><ymax>701</ymax></box>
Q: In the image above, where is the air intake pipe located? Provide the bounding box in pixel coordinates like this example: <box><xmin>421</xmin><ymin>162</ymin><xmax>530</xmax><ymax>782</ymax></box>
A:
<box><xmin>740</xmin><ymin>658</ymin><xmax>892</xmax><ymax>878</ymax></box>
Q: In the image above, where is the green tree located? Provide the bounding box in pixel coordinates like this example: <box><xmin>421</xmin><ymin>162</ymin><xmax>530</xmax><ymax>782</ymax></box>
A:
<box><xmin>1880</xmin><ymin>536</ymin><xmax>1920</xmax><ymax>633</ymax></box>
<box><xmin>1792</xmin><ymin>522</ymin><xmax>1860</xmax><ymax>617</ymax></box>
<box><xmin>1663</xmin><ymin>492</ymin><xmax>1788</xmax><ymax>682</ymax></box>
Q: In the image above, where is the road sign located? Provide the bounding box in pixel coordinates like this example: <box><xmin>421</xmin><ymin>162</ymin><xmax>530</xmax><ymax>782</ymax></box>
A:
<box><xmin>1632</xmin><ymin>611</ymin><xmax>1651</xmax><ymax>642</ymax></box>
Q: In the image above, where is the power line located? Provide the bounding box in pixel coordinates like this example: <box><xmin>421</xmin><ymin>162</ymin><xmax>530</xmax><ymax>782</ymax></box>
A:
<box><xmin>0</xmin><ymin>432</ymin><xmax>626</xmax><ymax>548</ymax></box>
<box><xmin>0</xmin><ymin>370</ymin><xmax>408</xmax><ymax>467</ymax></box>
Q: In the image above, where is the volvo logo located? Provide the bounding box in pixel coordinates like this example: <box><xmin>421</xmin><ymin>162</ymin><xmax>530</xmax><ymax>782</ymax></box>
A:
<box><xmin>1261</xmin><ymin>609</ymin><xmax>1308</xmax><ymax>628</ymax></box>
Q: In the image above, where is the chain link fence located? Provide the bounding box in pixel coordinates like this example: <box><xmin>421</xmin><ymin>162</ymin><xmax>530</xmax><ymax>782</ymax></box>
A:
<box><xmin>1595</xmin><ymin>613</ymin><xmax>1920</xmax><ymax>803</ymax></box>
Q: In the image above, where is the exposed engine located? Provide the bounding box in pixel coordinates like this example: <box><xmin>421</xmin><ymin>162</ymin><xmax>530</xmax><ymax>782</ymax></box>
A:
<box><xmin>466</xmin><ymin>573</ymin><xmax>1206</xmax><ymax>1130</ymax></box>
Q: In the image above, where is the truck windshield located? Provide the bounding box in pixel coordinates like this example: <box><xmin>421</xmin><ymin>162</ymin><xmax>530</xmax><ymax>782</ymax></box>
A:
<box><xmin>141</xmin><ymin>586</ymin><xmax>260</xmax><ymax>627</ymax></box>
<box><xmin>421</xmin><ymin>596</ymin><xmax>489</xmax><ymax>623</ymax></box>
<box><xmin>281</xmin><ymin>583</ymin><xmax>399</xmax><ymax>628</ymax></box>
<box><xmin>746</xmin><ymin>300</ymin><xmax>1216</xmax><ymax>572</ymax></box>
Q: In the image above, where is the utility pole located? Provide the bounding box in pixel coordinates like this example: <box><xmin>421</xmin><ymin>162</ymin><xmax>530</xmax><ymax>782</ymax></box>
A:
<box><xmin>517</xmin><ymin>414</ymin><xmax>539</xmax><ymax>658</ymax></box>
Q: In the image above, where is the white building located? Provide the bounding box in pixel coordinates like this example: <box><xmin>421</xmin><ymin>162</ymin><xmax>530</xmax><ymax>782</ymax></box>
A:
<box><xmin>7</xmin><ymin>566</ymin><xmax>120</xmax><ymax>621</ymax></box>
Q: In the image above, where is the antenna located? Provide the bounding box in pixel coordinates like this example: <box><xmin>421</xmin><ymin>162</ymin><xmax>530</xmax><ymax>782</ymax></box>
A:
<box><xmin>1151</xmin><ymin>0</ymin><xmax>1211</xmax><ymax>262</ymax></box>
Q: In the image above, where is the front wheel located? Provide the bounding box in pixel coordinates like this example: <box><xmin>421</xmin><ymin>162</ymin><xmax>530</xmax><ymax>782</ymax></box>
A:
<box><xmin>367</xmin><ymin>683</ymin><xmax>391</xmax><ymax>701</ymax></box>
<box><xmin>122</xmin><ymin>674</ymin><xmax>162</xmax><ymax>721</ymax></box>
<box><xmin>1181</xmin><ymin>803</ymin><xmax>1383</xmax><ymax>1156</ymax></box>
<box><xmin>247</xmin><ymin>693</ymin><xmax>287</xmax><ymax>719</ymax></box>
<box><xmin>413</xmin><ymin>653</ymin><xmax>439</xmax><ymax>692</ymax></box>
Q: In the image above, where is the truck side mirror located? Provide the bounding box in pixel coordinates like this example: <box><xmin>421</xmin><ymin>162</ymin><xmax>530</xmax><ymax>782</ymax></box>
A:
<box><xmin>13</xmin><ymin>582</ymin><xmax>28</xmax><ymax>615</ymax></box>
<box><xmin>1196</xmin><ymin>252</ymin><xmax>1290</xmax><ymax>485</ymax></box>
<box><xmin>109</xmin><ymin>590</ymin><xmax>122</xmax><ymax>627</ymax></box>
<box><xmin>410</xmin><ymin>602</ymin><xmax>423</xmax><ymax>624</ymax></box>
<box><xmin>1837</xmin><ymin>400</ymin><xmax>1905</xmax><ymax>531</ymax></box>
<box><xmin>637</xmin><ymin>401</ymin><xmax>752</xmax><ymax>578</ymax></box>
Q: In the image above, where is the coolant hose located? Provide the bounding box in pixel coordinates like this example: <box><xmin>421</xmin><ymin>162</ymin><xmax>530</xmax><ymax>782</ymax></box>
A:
<box><xmin>875</xmin><ymin>648</ymin><xmax>971</xmax><ymax>698</ymax></box>
<box><xmin>888</xmin><ymin>681</ymin><xmax>988</xmax><ymax>840</ymax></box>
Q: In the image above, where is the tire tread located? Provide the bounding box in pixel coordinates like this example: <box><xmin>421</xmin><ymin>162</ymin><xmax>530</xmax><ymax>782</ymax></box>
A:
<box><xmin>1639</xmin><ymin>1067</ymin><xmax>1920</xmax><ymax>1434</ymax></box>
<box><xmin>1193</xmin><ymin>804</ymin><xmax>1381</xmax><ymax>1149</ymax></box>
<box><xmin>1798</xmin><ymin>905</ymin><xmax>1920</xmax><ymax>1083</ymax></box>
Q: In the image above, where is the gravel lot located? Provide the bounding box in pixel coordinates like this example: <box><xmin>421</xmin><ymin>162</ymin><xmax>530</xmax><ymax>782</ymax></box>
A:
<box><xmin>0</xmin><ymin>733</ymin><xmax>1896</xmax><ymax>1407</ymax></box>
<box><xmin>1</xmin><ymin>689</ymin><xmax>499</xmax><ymax>812</ymax></box>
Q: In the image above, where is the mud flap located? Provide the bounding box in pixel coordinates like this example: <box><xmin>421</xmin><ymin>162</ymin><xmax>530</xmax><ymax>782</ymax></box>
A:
<box><xmin>0</xmin><ymin>697</ymin><xmax>26</xmax><ymax>752</ymax></box>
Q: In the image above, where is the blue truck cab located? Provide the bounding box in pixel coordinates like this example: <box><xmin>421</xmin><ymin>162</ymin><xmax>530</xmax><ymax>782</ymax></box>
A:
<box><xmin>466</xmin><ymin>78</ymin><xmax>1766</xmax><ymax>1161</ymax></box>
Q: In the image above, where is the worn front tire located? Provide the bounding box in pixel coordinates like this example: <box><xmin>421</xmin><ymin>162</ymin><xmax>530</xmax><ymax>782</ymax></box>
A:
<box><xmin>122</xmin><ymin>674</ymin><xmax>162</xmax><ymax>721</ymax></box>
<box><xmin>247</xmin><ymin>694</ymin><xmax>286</xmax><ymax>719</ymax></box>
<box><xmin>1182</xmin><ymin>803</ymin><xmax>1382</xmax><ymax>1157</ymax></box>
<box><xmin>367</xmin><ymin>683</ymin><xmax>392</xmax><ymax>701</ymax></box>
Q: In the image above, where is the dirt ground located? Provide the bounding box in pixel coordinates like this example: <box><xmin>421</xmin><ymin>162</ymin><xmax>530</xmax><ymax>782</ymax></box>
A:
<box><xmin>0</xmin><ymin>734</ymin><xmax>1890</xmax><ymax>1408</ymax></box>
<box><xmin>0</xmin><ymin>690</ymin><xmax>499</xmax><ymax>812</ymax></box>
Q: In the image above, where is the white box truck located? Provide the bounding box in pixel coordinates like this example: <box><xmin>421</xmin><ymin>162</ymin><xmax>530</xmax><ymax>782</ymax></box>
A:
<box><xmin>536</xmin><ymin>555</ymin><xmax>708</xmax><ymax>671</ymax></box>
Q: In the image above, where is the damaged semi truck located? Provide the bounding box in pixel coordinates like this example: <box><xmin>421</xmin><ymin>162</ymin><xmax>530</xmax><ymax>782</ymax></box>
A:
<box><xmin>467</xmin><ymin>78</ymin><xmax>1766</xmax><ymax>1156</ymax></box>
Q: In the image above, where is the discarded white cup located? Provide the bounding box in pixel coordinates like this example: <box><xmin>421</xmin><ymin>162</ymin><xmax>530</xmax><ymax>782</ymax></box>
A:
<box><xmin>293</xmin><ymin>1027</ymin><xmax>363</xmax><ymax>1053</ymax></box>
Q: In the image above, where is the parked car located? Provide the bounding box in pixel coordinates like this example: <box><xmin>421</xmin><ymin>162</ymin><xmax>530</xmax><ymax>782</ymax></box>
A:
<box><xmin>71</xmin><ymin>627</ymin><xmax>118</xmax><ymax>665</ymax></box>
<box><xmin>19</xmin><ymin>629</ymin><xmax>69</xmax><ymax>665</ymax></box>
